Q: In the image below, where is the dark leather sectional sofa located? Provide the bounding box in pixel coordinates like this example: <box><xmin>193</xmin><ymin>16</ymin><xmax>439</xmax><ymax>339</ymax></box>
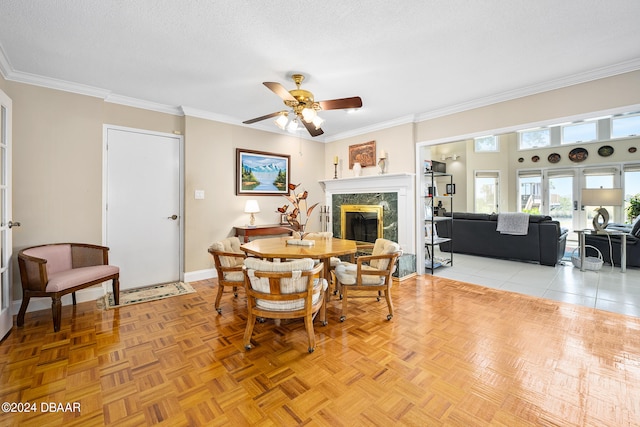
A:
<box><xmin>435</xmin><ymin>212</ymin><xmax>568</xmax><ymax>266</ymax></box>
<box><xmin>584</xmin><ymin>222</ymin><xmax>640</xmax><ymax>268</ymax></box>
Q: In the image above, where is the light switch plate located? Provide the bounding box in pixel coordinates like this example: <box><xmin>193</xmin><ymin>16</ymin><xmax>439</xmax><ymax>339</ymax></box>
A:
<box><xmin>195</xmin><ymin>190</ymin><xmax>205</xmax><ymax>200</ymax></box>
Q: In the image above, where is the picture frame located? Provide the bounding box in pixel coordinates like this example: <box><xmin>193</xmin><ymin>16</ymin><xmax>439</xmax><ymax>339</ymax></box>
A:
<box><xmin>280</xmin><ymin>214</ymin><xmax>289</xmax><ymax>225</ymax></box>
<box><xmin>236</xmin><ymin>148</ymin><xmax>290</xmax><ymax>196</ymax></box>
<box><xmin>348</xmin><ymin>140</ymin><xmax>376</xmax><ymax>168</ymax></box>
<box><xmin>446</xmin><ymin>183</ymin><xmax>456</xmax><ymax>195</ymax></box>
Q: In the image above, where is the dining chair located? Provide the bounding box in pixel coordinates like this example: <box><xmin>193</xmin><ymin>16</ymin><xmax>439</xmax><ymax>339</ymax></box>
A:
<box><xmin>291</xmin><ymin>230</ymin><xmax>341</xmax><ymax>290</ymax></box>
<box><xmin>243</xmin><ymin>257</ymin><xmax>327</xmax><ymax>353</ymax></box>
<box><xmin>333</xmin><ymin>238</ymin><xmax>402</xmax><ymax>322</ymax></box>
<box><xmin>208</xmin><ymin>237</ymin><xmax>246</xmax><ymax>314</ymax></box>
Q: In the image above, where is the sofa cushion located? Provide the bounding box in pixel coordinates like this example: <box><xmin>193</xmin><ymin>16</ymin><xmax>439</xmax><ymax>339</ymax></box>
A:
<box><xmin>46</xmin><ymin>265</ymin><xmax>120</xmax><ymax>292</ymax></box>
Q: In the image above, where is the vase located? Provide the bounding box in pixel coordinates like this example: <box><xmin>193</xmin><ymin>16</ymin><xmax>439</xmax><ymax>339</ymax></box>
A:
<box><xmin>353</xmin><ymin>162</ymin><xmax>362</xmax><ymax>177</ymax></box>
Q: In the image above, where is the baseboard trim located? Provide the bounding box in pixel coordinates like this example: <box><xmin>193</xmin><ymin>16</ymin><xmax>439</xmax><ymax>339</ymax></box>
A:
<box><xmin>184</xmin><ymin>268</ymin><xmax>216</xmax><ymax>283</ymax></box>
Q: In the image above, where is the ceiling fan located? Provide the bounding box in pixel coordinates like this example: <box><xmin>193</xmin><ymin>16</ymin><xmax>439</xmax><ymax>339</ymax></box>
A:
<box><xmin>242</xmin><ymin>74</ymin><xmax>363</xmax><ymax>137</ymax></box>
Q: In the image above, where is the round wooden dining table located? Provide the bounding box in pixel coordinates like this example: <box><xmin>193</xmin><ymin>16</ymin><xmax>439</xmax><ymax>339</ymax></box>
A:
<box><xmin>240</xmin><ymin>236</ymin><xmax>358</xmax><ymax>283</ymax></box>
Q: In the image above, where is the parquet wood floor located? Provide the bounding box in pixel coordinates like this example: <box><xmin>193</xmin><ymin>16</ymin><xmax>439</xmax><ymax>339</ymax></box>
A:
<box><xmin>1</xmin><ymin>275</ymin><xmax>639</xmax><ymax>426</ymax></box>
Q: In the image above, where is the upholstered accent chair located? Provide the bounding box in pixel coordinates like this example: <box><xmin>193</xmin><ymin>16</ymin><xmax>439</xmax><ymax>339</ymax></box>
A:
<box><xmin>208</xmin><ymin>237</ymin><xmax>246</xmax><ymax>314</ymax></box>
<box><xmin>333</xmin><ymin>238</ymin><xmax>402</xmax><ymax>322</ymax></box>
<box><xmin>243</xmin><ymin>258</ymin><xmax>327</xmax><ymax>353</ymax></box>
<box><xmin>17</xmin><ymin>243</ymin><xmax>120</xmax><ymax>332</ymax></box>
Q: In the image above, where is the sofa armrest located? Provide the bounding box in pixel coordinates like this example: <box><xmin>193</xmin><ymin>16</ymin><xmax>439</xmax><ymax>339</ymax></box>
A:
<box><xmin>539</xmin><ymin>221</ymin><xmax>566</xmax><ymax>266</ymax></box>
<box><xmin>17</xmin><ymin>252</ymin><xmax>49</xmax><ymax>292</ymax></box>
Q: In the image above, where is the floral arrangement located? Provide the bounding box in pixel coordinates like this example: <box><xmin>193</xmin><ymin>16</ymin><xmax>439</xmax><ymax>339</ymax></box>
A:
<box><xmin>276</xmin><ymin>183</ymin><xmax>319</xmax><ymax>239</ymax></box>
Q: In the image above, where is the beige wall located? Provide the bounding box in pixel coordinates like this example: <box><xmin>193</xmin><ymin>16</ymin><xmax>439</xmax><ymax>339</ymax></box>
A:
<box><xmin>325</xmin><ymin>124</ymin><xmax>415</xmax><ymax>179</ymax></box>
<box><xmin>183</xmin><ymin>117</ymin><xmax>325</xmax><ymax>272</ymax></box>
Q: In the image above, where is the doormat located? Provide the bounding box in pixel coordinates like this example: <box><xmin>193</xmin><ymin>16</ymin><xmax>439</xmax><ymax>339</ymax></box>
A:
<box><xmin>97</xmin><ymin>282</ymin><xmax>196</xmax><ymax>309</ymax></box>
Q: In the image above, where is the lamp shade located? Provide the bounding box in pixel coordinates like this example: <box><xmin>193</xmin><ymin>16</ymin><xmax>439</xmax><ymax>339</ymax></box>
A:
<box><xmin>244</xmin><ymin>200</ymin><xmax>260</xmax><ymax>213</ymax></box>
<box><xmin>581</xmin><ymin>188</ymin><xmax>623</xmax><ymax>207</ymax></box>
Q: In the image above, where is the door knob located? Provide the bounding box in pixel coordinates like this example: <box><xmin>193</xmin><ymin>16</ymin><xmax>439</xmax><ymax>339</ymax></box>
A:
<box><xmin>8</xmin><ymin>221</ymin><xmax>21</xmax><ymax>228</ymax></box>
<box><xmin>168</xmin><ymin>215</ymin><xmax>178</xmax><ymax>220</ymax></box>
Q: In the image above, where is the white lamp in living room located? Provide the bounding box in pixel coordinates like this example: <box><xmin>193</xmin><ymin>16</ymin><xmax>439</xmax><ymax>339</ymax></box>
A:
<box><xmin>581</xmin><ymin>187</ymin><xmax>623</xmax><ymax>232</ymax></box>
<box><xmin>244</xmin><ymin>199</ymin><xmax>260</xmax><ymax>227</ymax></box>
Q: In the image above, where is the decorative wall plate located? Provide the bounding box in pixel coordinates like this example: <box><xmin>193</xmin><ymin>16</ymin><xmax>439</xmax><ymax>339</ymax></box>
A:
<box><xmin>531</xmin><ymin>155</ymin><xmax>540</xmax><ymax>162</ymax></box>
<box><xmin>568</xmin><ymin>147</ymin><xmax>588</xmax><ymax>162</ymax></box>
<box><xmin>548</xmin><ymin>153</ymin><xmax>561</xmax><ymax>163</ymax></box>
<box><xmin>630</xmin><ymin>147</ymin><xmax>637</xmax><ymax>153</ymax></box>
<box><xmin>518</xmin><ymin>157</ymin><xmax>524</xmax><ymax>163</ymax></box>
<box><xmin>597</xmin><ymin>145</ymin><xmax>614</xmax><ymax>157</ymax></box>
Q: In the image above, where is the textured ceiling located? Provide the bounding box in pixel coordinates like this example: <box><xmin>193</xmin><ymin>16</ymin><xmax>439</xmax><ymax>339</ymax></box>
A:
<box><xmin>1</xmin><ymin>1</ymin><xmax>639</xmax><ymax>141</ymax></box>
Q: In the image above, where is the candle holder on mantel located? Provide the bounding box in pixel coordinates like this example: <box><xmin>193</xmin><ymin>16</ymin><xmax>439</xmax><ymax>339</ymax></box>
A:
<box><xmin>333</xmin><ymin>156</ymin><xmax>339</xmax><ymax>179</ymax></box>
<box><xmin>378</xmin><ymin>150</ymin><xmax>387</xmax><ymax>174</ymax></box>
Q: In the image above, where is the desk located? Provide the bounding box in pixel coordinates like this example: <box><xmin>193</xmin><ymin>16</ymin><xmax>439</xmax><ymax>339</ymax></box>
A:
<box><xmin>234</xmin><ymin>224</ymin><xmax>293</xmax><ymax>243</ymax></box>
<box><xmin>576</xmin><ymin>229</ymin><xmax>626</xmax><ymax>273</ymax></box>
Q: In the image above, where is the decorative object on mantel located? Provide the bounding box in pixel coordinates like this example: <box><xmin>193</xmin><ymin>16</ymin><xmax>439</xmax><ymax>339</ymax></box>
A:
<box><xmin>548</xmin><ymin>153</ymin><xmax>561</xmax><ymax>163</ymax></box>
<box><xmin>378</xmin><ymin>149</ymin><xmax>387</xmax><ymax>174</ymax></box>
<box><xmin>568</xmin><ymin>147</ymin><xmax>588</xmax><ymax>162</ymax></box>
<box><xmin>333</xmin><ymin>155</ymin><xmax>339</xmax><ymax>179</ymax></box>
<box><xmin>630</xmin><ymin>147</ymin><xmax>637</xmax><ymax>153</ymax></box>
<box><xmin>598</xmin><ymin>145</ymin><xmax>614</xmax><ymax>157</ymax></box>
<box><xmin>349</xmin><ymin>140</ymin><xmax>376</xmax><ymax>168</ymax></box>
<box><xmin>278</xmin><ymin>183</ymin><xmax>319</xmax><ymax>241</ymax></box>
<box><xmin>353</xmin><ymin>162</ymin><xmax>362</xmax><ymax>176</ymax></box>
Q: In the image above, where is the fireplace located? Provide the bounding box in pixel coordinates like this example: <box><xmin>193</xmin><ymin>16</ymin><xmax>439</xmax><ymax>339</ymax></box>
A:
<box><xmin>341</xmin><ymin>205</ymin><xmax>383</xmax><ymax>243</ymax></box>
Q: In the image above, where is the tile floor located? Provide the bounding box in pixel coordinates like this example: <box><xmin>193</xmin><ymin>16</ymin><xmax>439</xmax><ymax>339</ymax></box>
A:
<box><xmin>431</xmin><ymin>243</ymin><xmax>640</xmax><ymax>318</ymax></box>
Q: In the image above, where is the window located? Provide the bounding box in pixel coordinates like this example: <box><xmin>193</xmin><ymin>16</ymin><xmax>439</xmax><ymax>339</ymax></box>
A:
<box><xmin>562</xmin><ymin>122</ymin><xmax>597</xmax><ymax>144</ymax></box>
<box><xmin>624</xmin><ymin>164</ymin><xmax>640</xmax><ymax>223</ymax></box>
<box><xmin>518</xmin><ymin>128</ymin><xmax>550</xmax><ymax>149</ymax></box>
<box><xmin>474</xmin><ymin>135</ymin><xmax>499</xmax><ymax>152</ymax></box>
<box><xmin>612</xmin><ymin>114</ymin><xmax>640</xmax><ymax>139</ymax></box>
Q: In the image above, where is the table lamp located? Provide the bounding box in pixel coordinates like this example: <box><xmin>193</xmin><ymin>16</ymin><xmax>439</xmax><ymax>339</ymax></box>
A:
<box><xmin>244</xmin><ymin>199</ymin><xmax>260</xmax><ymax>227</ymax></box>
<box><xmin>581</xmin><ymin>187</ymin><xmax>623</xmax><ymax>232</ymax></box>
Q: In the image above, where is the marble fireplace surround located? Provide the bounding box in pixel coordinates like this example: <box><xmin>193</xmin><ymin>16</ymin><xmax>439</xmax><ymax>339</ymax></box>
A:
<box><xmin>319</xmin><ymin>173</ymin><xmax>416</xmax><ymax>257</ymax></box>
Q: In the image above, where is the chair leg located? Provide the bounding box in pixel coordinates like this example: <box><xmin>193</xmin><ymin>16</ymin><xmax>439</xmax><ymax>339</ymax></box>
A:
<box><xmin>72</xmin><ymin>292</ymin><xmax>77</xmax><ymax>305</ymax></box>
<box><xmin>112</xmin><ymin>276</ymin><xmax>120</xmax><ymax>306</ymax></box>
<box><xmin>51</xmin><ymin>296</ymin><xmax>62</xmax><ymax>332</ymax></box>
<box><xmin>214</xmin><ymin>284</ymin><xmax>224</xmax><ymax>314</ymax></box>
<box><xmin>243</xmin><ymin>311</ymin><xmax>256</xmax><ymax>350</ymax></box>
<box><xmin>17</xmin><ymin>292</ymin><xmax>31</xmax><ymax>327</ymax></box>
<box><xmin>232</xmin><ymin>286</ymin><xmax>238</xmax><ymax>297</ymax></box>
<box><xmin>303</xmin><ymin>313</ymin><xmax>316</xmax><ymax>353</ymax></box>
<box><xmin>340</xmin><ymin>286</ymin><xmax>348</xmax><ymax>322</ymax></box>
<box><xmin>384</xmin><ymin>289</ymin><xmax>394</xmax><ymax>321</ymax></box>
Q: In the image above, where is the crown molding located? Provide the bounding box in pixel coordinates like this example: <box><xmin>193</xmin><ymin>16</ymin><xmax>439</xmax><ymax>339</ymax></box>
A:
<box><xmin>105</xmin><ymin>94</ymin><xmax>183</xmax><ymax>116</ymax></box>
<box><xmin>415</xmin><ymin>58</ymin><xmax>640</xmax><ymax>122</ymax></box>
<box><xmin>324</xmin><ymin>114</ymin><xmax>416</xmax><ymax>143</ymax></box>
<box><xmin>0</xmin><ymin>43</ymin><xmax>12</xmax><ymax>78</ymax></box>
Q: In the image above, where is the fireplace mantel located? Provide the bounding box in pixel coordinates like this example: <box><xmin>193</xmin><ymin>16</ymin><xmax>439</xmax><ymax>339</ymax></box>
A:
<box><xmin>320</xmin><ymin>173</ymin><xmax>416</xmax><ymax>257</ymax></box>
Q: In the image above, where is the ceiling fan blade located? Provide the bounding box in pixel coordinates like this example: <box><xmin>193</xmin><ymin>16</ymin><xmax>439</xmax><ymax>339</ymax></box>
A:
<box><xmin>263</xmin><ymin>82</ymin><xmax>296</xmax><ymax>102</ymax></box>
<box><xmin>318</xmin><ymin>96</ymin><xmax>363</xmax><ymax>111</ymax></box>
<box><xmin>242</xmin><ymin>111</ymin><xmax>284</xmax><ymax>124</ymax></box>
<box><xmin>302</xmin><ymin>120</ymin><xmax>324</xmax><ymax>137</ymax></box>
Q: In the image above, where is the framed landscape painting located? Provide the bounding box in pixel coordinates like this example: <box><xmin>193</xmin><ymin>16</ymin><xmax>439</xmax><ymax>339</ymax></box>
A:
<box><xmin>236</xmin><ymin>148</ymin><xmax>290</xmax><ymax>196</ymax></box>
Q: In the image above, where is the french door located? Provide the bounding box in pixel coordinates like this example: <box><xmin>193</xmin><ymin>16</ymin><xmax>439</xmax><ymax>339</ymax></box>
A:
<box><xmin>0</xmin><ymin>89</ymin><xmax>13</xmax><ymax>340</ymax></box>
<box><xmin>527</xmin><ymin>166</ymin><xmax>621</xmax><ymax>239</ymax></box>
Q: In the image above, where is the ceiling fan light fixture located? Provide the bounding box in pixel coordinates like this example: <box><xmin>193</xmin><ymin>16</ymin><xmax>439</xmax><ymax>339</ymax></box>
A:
<box><xmin>274</xmin><ymin>113</ymin><xmax>289</xmax><ymax>130</ymax></box>
<box><xmin>301</xmin><ymin>107</ymin><xmax>316</xmax><ymax>123</ymax></box>
<box><xmin>312</xmin><ymin>115</ymin><xmax>325</xmax><ymax>129</ymax></box>
<box><xmin>287</xmin><ymin>117</ymin><xmax>300</xmax><ymax>133</ymax></box>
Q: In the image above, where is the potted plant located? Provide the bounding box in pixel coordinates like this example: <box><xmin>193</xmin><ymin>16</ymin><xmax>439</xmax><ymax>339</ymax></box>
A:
<box><xmin>626</xmin><ymin>193</ymin><xmax>640</xmax><ymax>223</ymax></box>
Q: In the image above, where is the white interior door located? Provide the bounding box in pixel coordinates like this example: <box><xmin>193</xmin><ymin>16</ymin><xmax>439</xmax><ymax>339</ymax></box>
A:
<box><xmin>0</xmin><ymin>89</ymin><xmax>14</xmax><ymax>339</ymax></box>
<box><xmin>105</xmin><ymin>126</ymin><xmax>182</xmax><ymax>290</ymax></box>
